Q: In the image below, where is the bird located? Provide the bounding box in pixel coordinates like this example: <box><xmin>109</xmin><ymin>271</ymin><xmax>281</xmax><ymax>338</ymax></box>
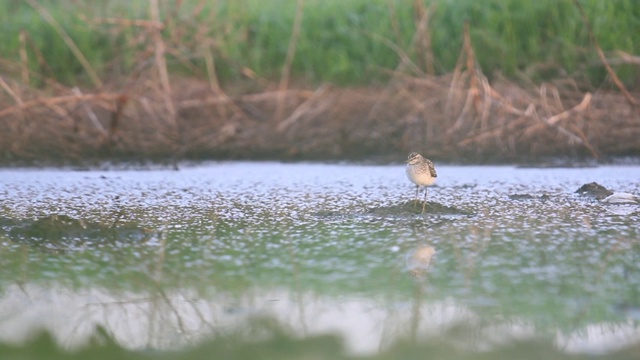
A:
<box><xmin>405</xmin><ymin>152</ymin><xmax>437</xmax><ymax>213</ymax></box>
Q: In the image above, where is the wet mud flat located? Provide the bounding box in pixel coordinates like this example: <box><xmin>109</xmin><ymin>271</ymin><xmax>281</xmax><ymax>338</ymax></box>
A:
<box><xmin>368</xmin><ymin>200</ymin><xmax>473</xmax><ymax>216</ymax></box>
<box><xmin>4</xmin><ymin>178</ymin><xmax>634</xmax><ymax>249</ymax></box>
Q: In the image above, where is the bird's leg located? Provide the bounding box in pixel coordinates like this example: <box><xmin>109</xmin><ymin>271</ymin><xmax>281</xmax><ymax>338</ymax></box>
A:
<box><xmin>421</xmin><ymin>188</ymin><xmax>428</xmax><ymax>214</ymax></box>
<box><xmin>413</xmin><ymin>185</ymin><xmax>419</xmax><ymax>207</ymax></box>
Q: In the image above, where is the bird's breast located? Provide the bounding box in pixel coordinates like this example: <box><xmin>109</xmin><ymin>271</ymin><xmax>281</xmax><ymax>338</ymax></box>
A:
<box><xmin>406</xmin><ymin>165</ymin><xmax>436</xmax><ymax>186</ymax></box>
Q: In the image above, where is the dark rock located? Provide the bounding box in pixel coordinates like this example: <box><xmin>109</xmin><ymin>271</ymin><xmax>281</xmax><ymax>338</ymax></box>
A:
<box><xmin>575</xmin><ymin>182</ymin><xmax>614</xmax><ymax>200</ymax></box>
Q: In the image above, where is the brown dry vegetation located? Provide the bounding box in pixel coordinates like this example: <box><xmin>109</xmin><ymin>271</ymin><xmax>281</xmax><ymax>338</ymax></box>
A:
<box><xmin>1</xmin><ymin>2</ymin><xmax>640</xmax><ymax>165</ymax></box>
<box><xmin>3</xmin><ymin>68</ymin><xmax>640</xmax><ymax>165</ymax></box>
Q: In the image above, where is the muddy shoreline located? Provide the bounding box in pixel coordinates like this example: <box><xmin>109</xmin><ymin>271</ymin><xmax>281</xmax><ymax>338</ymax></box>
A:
<box><xmin>3</xmin><ymin>155</ymin><xmax>640</xmax><ymax>171</ymax></box>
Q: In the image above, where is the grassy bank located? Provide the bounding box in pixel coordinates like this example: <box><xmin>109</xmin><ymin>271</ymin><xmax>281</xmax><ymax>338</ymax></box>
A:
<box><xmin>1</xmin><ymin>0</ymin><xmax>639</xmax><ymax>87</ymax></box>
<box><xmin>1</xmin><ymin>1</ymin><xmax>640</xmax><ymax>164</ymax></box>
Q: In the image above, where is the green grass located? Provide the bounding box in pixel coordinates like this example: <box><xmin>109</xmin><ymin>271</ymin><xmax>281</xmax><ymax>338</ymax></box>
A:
<box><xmin>1</xmin><ymin>0</ymin><xmax>639</xmax><ymax>88</ymax></box>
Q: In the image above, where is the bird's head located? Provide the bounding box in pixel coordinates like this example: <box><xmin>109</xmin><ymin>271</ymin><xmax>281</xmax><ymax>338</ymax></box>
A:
<box><xmin>405</xmin><ymin>152</ymin><xmax>422</xmax><ymax>165</ymax></box>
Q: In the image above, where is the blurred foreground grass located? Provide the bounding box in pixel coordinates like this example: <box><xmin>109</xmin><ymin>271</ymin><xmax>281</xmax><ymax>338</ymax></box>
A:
<box><xmin>1</xmin><ymin>321</ymin><xmax>638</xmax><ymax>360</ymax></box>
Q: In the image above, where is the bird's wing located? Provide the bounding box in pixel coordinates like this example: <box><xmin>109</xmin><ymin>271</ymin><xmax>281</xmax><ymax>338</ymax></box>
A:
<box><xmin>427</xmin><ymin>160</ymin><xmax>437</xmax><ymax>177</ymax></box>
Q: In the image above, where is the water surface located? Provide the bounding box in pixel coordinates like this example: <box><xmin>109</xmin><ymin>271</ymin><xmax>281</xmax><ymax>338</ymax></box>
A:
<box><xmin>1</xmin><ymin>163</ymin><xmax>639</xmax><ymax>355</ymax></box>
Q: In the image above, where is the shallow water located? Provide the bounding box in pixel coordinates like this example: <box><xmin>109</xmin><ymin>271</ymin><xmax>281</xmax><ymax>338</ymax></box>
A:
<box><xmin>1</xmin><ymin>163</ymin><xmax>639</xmax><ymax>355</ymax></box>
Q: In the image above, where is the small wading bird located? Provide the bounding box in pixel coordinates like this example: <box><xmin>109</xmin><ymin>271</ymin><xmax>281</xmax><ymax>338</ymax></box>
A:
<box><xmin>405</xmin><ymin>152</ymin><xmax>437</xmax><ymax>213</ymax></box>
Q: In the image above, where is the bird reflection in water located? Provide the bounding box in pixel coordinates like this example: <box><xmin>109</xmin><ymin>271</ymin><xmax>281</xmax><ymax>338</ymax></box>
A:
<box><xmin>406</xmin><ymin>245</ymin><xmax>436</xmax><ymax>279</ymax></box>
